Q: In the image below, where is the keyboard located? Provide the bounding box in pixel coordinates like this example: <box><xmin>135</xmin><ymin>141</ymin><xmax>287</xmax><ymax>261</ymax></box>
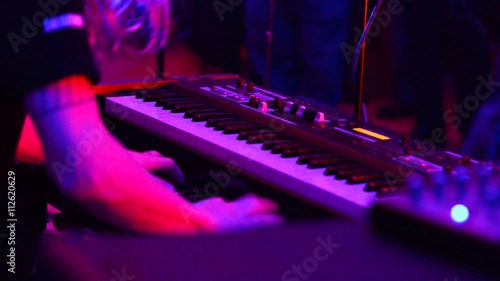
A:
<box><xmin>100</xmin><ymin>74</ymin><xmax>480</xmax><ymax>219</ymax></box>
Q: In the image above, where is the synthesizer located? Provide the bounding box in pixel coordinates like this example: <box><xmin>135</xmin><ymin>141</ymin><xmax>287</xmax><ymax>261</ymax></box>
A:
<box><xmin>99</xmin><ymin>74</ymin><xmax>481</xmax><ymax>219</ymax></box>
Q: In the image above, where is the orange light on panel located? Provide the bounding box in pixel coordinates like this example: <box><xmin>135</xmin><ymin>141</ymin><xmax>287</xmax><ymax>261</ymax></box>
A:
<box><xmin>353</xmin><ymin>128</ymin><xmax>390</xmax><ymax>141</ymax></box>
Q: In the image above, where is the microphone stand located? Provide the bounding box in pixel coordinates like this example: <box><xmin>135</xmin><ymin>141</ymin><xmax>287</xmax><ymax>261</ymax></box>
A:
<box><xmin>264</xmin><ymin>0</ymin><xmax>276</xmax><ymax>88</ymax></box>
<box><xmin>353</xmin><ymin>0</ymin><xmax>370</xmax><ymax>122</ymax></box>
<box><xmin>156</xmin><ymin>47</ymin><xmax>166</xmax><ymax>78</ymax></box>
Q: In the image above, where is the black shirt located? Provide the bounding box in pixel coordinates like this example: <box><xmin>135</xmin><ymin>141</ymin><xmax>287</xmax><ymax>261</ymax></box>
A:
<box><xmin>0</xmin><ymin>0</ymin><xmax>100</xmax><ymax>168</ymax></box>
<box><xmin>0</xmin><ymin>0</ymin><xmax>99</xmax><ymax>100</ymax></box>
<box><xmin>1</xmin><ymin>3</ymin><xmax>100</xmax><ymax>279</ymax></box>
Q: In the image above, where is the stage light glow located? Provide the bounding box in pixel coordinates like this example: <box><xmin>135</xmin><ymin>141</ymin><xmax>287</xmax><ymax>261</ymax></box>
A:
<box><xmin>450</xmin><ymin>204</ymin><xmax>469</xmax><ymax>223</ymax></box>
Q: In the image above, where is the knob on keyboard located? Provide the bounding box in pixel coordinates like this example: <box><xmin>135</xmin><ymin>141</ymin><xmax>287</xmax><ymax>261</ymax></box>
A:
<box><xmin>314</xmin><ymin>112</ymin><xmax>326</xmax><ymax>123</ymax></box>
<box><xmin>258</xmin><ymin>102</ymin><xmax>268</xmax><ymax>113</ymax></box>
<box><xmin>284</xmin><ymin>102</ymin><xmax>294</xmax><ymax>114</ymax></box>
<box><xmin>462</xmin><ymin>155</ymin><xmax>472</xmax><ymax>166</ymax></box>
<box><xmin>236</xmin><ymin>78</ymin><xmax>245</xmax><ymax>89</ymax></box>
<box><xmin>296</xmin><ymin>106</ymin><xmax>306</xmax><ymax>117</ymax></box>
<box><xmin>274</xmin><ymin>98</ymin><xmax>285</xmax><ymax>109</ymax></box>
<box><xmin>249</xmin><ymin>95</ymin><xmax>262</xmax><ymax>108</ymax></box>
<box><xmin>301</xmin><ymin>109</ymin><xmax>316</xmax><ymax>121</ymax></box>
<box><xmin>246</xmin><ymin>82</ymin><xmax>255</xmax><ymax>92</ymax></box>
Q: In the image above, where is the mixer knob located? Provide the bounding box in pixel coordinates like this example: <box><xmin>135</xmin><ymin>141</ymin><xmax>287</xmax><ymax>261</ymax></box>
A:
<box><xmin>258</xmin><ymin>102</ymin><xmax>268</xmax><ymax>113</ymax></box>
<box><xmin>314</xmin><ymin>112</ymin><xmax>326</xmax><ymax>123</ymax></box>
<box><xmin>274</xmin><ymin>98</ymin><xmax>285</xmax><ymax>109</ymax></box>
<box><xmin>284</xmin><ymin>102</ymin><xmax>294</xmax><ymax>114</ymax></box>
<box><xmin>296</xmin><ymin>106</ymin><xmax>306</xmax><ymax>117</ymax></box>
<box><xmin>461</xmin><ymin>156</ymin><xmax>472</xmax><ymax>166</ymax></box>
<box><xmin>249</xmin><ymin>95</ymin><xmax>259</xmax><ymax>107</ymax></box>
<box><xmin>246</xmin><ymin>82</ymin><xmax>255</xmax><ymax>92</ymax></box>
<box><xmin>236</xmin><ymin>79</ymin><xmax>245</xmax><ymax>89</ymax></box>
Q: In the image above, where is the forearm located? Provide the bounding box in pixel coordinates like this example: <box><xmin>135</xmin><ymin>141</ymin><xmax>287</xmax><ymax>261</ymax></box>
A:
<box><xmin>23</xmin><ymin>75</ymin><xmax>212</xmax><ymax>234</ymax></box>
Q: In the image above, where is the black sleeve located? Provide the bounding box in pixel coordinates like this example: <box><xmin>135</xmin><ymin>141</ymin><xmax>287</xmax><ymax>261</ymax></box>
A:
<box><xmin>0</xmin><ymin>0</ymin><xmax>100</xmax><ymax>101</ymax></box>
<box><xmin>468</xmin><ymin>0</ymin><xmax>500</xmax><ymax>44</ymax></box>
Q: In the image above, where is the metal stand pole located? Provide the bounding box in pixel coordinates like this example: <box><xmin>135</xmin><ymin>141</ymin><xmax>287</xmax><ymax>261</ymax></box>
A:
<box><xmin>353</xmin><ymin>0</ymin><xmax>369</xmax><ymax>122</ymax></box>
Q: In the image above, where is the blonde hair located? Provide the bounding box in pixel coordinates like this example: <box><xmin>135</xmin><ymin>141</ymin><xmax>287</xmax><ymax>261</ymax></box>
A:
<box><xmin>85</xmin><ymin>0</ymin><xmax>171</xmax><ymax>60</ymax></box>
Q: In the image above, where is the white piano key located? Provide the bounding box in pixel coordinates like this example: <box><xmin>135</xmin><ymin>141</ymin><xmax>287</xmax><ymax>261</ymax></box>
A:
<box><xmin>106</xmin><ymin>96</ymin><xmax>382</xmax><ymax>220</ymax></box>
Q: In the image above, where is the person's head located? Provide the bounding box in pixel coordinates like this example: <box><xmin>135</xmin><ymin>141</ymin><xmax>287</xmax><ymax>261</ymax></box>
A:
<box><xmin>84</xmin><ymin>0</ymin><xmax>171</xmax><ymax>60</ymax></box>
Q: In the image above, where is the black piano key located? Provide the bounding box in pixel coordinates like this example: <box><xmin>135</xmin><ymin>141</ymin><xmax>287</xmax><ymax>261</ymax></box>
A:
<box><xmin>246</xmin><ymin>134</ymin><xmax>293</xmax><ymax>144</ymax></box>
<box><xmin>324</xmin><ymin>164</ymin><xmax>365</xmax><ymax>175</ymax></box>
<box><xmin>144</xmin><ymin>92</ymin><xmax>183</xmax><ymax>102</ymax></box>
<box><xmin>237</xmin><ymin>130</ymin><xmax>267</xmax><ymax>140</ymax></box>
<box><xmin>171</xmin><ymin>104</ymin><xmax>209</xmax><ymax>113</ymax></box>
<box><xmin>194</xmin><ymin>113</ymin><xmax>235</xmax><ymax>122</ymax></box>
<box><xmin>308</xmin><ymin>158</ymin><xmax>351</xmax><ymax>169</ymax></box>
<box><xmin>335</xmin><ymin>168</ymin><xmax>377</xmax><ymax>180</ymax></box>
<box><xmin>183</xmin><ymin>108</ymin><xmax>217</xmax><ymax>118</ymax></box>
<box><xmin>223</xmin><ymin>125</ymin><xmax>263</xmax><ymax>134</ymax></box>
<box><xmin>364</xmin><ymin>179</ymin><xmax>405</xmax><ymax>192</ymax></box>
<box><xmin>271</xmin><ymin>144</ymin><xmax>310</xmax><ymax>154</ymax></box>
<box><xmin>297</xmin><ymin>153</ymin><xmax>338</xmax><ymax>165</ymax></box>
<box><xmin>365</xmin><ymin>179</ymin><xmax>389</xmax><ymax>192</ymax></box>
<box><xmin>155</xmin><ymin>98</ymin><xmax>191</xmax><ymax>107</ymax></box>
<box><xmin>215</xmin><ymin>121</ymin><xmax>253</xmax><ymax>131</ymax></box>
<box><xmin>162</xmin><ymin>100</ymin><xmax>196</xmax><ymax>109</ymax></box>
<box><xmin>347</xmin><ymin>173</ymin><xmax>384</xmax><ymax>184</ymax></box>
<box><xmin>262</xmin><ymin>140</ymin><xmax>299</xmax><ymax>150</ymax></box>
<box><xmin>133</xmin><ymin>90</ymin><xmax>149</xmax><ymax>100</ymax></box>
<box><xmin>205</xmin><ymin>117</ymin><xmax>241</xmax><ymax>127</ymax></box>
<box><xmin>281</xmin><ymin>147</ymin><xmax>325</xmax><ymax>158</ymax></box>
<box><xmin>135</xmin><ymin>91</ymin><xmax>145</xmax><ymax>99</ymax></box>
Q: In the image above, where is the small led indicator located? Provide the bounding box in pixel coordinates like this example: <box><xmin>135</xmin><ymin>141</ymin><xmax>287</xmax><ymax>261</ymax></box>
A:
<box><xmin>451</xmin><ymin>204</ymin><xmax>469</xmax><ymax>223</ymax></box>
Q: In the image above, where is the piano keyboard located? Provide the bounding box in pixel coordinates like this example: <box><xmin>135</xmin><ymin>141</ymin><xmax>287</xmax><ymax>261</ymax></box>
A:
<box><xmin>101</xmin><ymin>75</ymin><xmax>478</xmax><ymax>220</ymax></box>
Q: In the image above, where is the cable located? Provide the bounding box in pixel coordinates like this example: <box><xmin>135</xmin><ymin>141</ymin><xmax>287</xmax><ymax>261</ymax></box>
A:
<box><xmin>352</xmin><ymin>0</ymin><xmax>384</xmax><ymax>122</ymax></box>
<box><xmin>352</xmin><ymin>0</ymin><xmax>384</xmax><ymax>76</ymax></box>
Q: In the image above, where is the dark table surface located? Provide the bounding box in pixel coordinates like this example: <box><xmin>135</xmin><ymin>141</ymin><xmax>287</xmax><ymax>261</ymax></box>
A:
<box><xmin>34</xmin><ymin>219</ymin><xmax>496</xmax><ymax>281</ymax></box>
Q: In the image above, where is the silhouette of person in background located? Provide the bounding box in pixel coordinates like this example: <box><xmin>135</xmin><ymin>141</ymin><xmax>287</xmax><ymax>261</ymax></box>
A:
<box><xmin>461</xmin><ymin>0</ymin><xmax>500</xmax><ymax>161</ymax></box>
<box><xmin>400</xmin><ymin>0</ymin><xmax>490</xmax><ymax>142</ymax></box>
<box><xmin>245</xmin><ymin>0</ymin><xmax>350</xmax><ymax>106</ymax></box>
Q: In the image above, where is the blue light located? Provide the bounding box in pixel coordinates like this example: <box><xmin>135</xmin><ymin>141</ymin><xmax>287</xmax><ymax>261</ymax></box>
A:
<box><xmin>450</xmin><ymin>204</ymin><xmax>469</xmax><ymax>223</ymax></box>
